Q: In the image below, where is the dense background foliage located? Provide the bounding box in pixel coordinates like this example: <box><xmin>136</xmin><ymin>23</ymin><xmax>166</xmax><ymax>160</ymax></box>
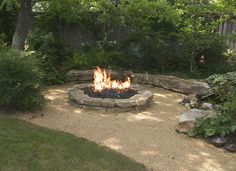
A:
<box><xmin>29</xmin><ymin>0</ymin><xmax>236</xmax><ymax>78</ymax></box>
<box><xmin>0</xmin><ymin>0</ymin><xmax>18</xmax><ymax>44</ymax></box>
<box><xmin>1</xmin><ymin>0</ymin><xmax>236</xmax><ymax>112</ymax></box>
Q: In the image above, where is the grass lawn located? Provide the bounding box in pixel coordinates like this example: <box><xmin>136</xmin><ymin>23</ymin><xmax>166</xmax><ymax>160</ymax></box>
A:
<box><xmin>0</xmin><ymin>116</ymin><xmax>147</xmax><ymax>171</ymax></box>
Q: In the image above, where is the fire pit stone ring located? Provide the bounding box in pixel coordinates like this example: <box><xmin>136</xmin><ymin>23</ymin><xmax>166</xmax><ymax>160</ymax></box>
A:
<box><xmin>68</xmin><ymin>83</ymin><xmax>153</xmax><ymax>112</ymax></box>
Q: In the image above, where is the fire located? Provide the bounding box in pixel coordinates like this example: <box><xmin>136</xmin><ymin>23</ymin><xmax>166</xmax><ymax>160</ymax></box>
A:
<box><xmin>93</xmin><ymin>67</ymin><xmax>131</xmax><ymax>91</ymax></box>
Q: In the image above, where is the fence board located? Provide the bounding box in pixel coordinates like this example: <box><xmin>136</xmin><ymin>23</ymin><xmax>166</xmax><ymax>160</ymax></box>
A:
<box><xmin>58</xmin><ymin>22</ymin><xmax>236</xmax><ymax>51</ymax></box>
<box><xmin>218</xmin><ymin>21</ymin><xmax>236</xmax><ymax>51</ymax></box>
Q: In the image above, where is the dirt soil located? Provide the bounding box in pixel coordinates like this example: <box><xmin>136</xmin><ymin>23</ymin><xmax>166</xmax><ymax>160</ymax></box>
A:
<box><xmin>20</xmin><ymin>83</ymin><xmax>236</xmax><ymax>171</ymax></box>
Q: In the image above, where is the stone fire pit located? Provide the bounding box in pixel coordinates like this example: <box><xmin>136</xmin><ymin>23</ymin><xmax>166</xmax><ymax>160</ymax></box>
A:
<box><xmin>68</xmin><ymin>83</ymin><xmax>153</xmax><ymax>112</ymax></box>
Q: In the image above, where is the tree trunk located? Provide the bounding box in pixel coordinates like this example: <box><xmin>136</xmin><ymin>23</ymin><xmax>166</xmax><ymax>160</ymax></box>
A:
<box><xmin>11</xmin><ymin>0</ymin><xmax>32</xmax><ymax>50</ymax></box>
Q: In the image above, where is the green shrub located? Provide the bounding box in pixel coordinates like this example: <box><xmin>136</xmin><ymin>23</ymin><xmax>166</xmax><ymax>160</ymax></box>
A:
<box><xmin>67</xmin><ymin>42</ymin><xmax>124</xmax><ymax>70</ymax></box>
<box><xmin>70</xmin><ymin>46</ymin><xmax>108</xmax><ymax>69</ymax></box>
<box><xmin>26</xmin><ymin>32</ymin><xmax>73</xmax><ymax>85</ymax></box>
<box><xmin>219</xmin><ymin>89</ymin><xmax>236</xmax><ymax>120</ymax></box>
<box><xmin>188</xmin><ymin>114</ymin><xmax>236</xmax><ymax>138</ymax></box>
<box><xmin>0</xmin><ymin>33</ymin><xmax>8</xmax><ymax>49</ymax></box>
<box><xmin>0</xmin><ymin>48</ymin><xmax>45</xmax><ymax>111</ymax></box>
<box><xmin>189</xmin><ymin>72</ymin><xmax>236</xmax><ymax>138</ymax></box>
<box><xmin>0</xmin><ymin>0</ymin><xmax>18</xmax><ymax>44</ymax></box>
<box><xmin>204</xmin><ymin>72</ymin><xmax>236</xmax><ymax>103</ymax></box>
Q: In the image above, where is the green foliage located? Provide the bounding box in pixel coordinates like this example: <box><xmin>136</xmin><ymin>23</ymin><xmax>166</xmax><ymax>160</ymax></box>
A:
<box><xmin>0</xmin><ymin>33</ymin><xmax>8</xmax><ymax>49</ymax></box>
<box><xmin>25</xmin><ymin>0</ymin><xmax>234</xmax><ymax>75</ymax></box>
<box><xmin>174</xmin><ymin>0</ymin><xmax>229</xmax><ymax>72</ymax></box>
<box><xmin>205</xmin><ymin>72</ymin><xmax>236</xmax><ymax>103</ymax></box>
<box><xmin>191</xmin><ymin>72</ymin><xmax>236</xmax><ymax>138</ymax></box>
<box><xmin>26</xmin><ymin>32</ymin><xmax>74</xmax><ymax>85</ymax></box>
<box><xmin>0</xmin><ymin>0</ymin><xmax>18</xmax><ymax>44</ymax></box>
<box><xmin>69</xmin><ymin>49</ymin><xmax>108</xmax><ymax>69</ymax></box>
<box><xmin>0</xmin><ymin>0</ymin><xmax>233</xmax><ymax>74</ymax></box>
<box><xmin>0</xmin><ymin>48</ymin><xmax>45</xmax><ymax>111</ymax></box>
<box><xmin>188</xmin><ymin>114</ymin><xmax>236</xmax><ymax>138</ymax></box>
<box><xmin>34</xmin><ymin>0</ymin><xmax>179</xmax><ymax>47</ymax></box>
<box><xmin>218</xmin><ymin>89</ymin><xmax>236</xmax><ymax>120</ymax></box>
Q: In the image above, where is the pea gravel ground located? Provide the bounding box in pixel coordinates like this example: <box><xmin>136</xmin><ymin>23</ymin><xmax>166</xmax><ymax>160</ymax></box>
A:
<box><xmin>20</xmin><ymin>83</ymin><xmax>236</xmax><ymax>171</ymax></box>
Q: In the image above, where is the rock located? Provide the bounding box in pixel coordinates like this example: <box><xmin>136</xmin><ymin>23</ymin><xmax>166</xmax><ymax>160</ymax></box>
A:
<box><xmin>179</xmin><ymin>95</ymin><xmax>191</xmax><ymax>105</ymax></box>
<box><xmin>188</xmin><ymin>94</ymin><xmax>197</xmax><ymax>103</ymax></box>
<box><xmin>188</xmin><ymin>94</ymin><xmax>199</xmax><ymax>108</ymax></box>
<box><xmin>201</xmin><ymin>103</ymin><xmax>214</xmax><ymax>110</ymax></box>
<box><xmin>68</xmin><ymin>84</ymin><xmax>153</xmax><ymax>112</ymax></box>
<box><xmin>100</xmin><ymin>98</ymin><xmax>115</xmax><ymax>108</ymax></box>
<box><xmin>224</xmin><ymin>143</ymin><xmax>236</xmax><ymax>152</ymax></box>
<box><xmin>178</xmin><ymin>109</ymin><xmax>217</xmax><ymax>131</ymax></box>
<box><xmin>114</xmin><ymin>90</ymin><xmax>153</xmax><ymax>108</ymax></box>
<box><xmin>208</xmin><ymin>136</ymin><xmax>228</xmax><ymax>147</ymax></box>
<box><xmin>115</xmin><ymin>99</ymin><xmax>137</xmax><ymax>108</ymax></box>
<box><xmin>179</xmin><ymin>94</ymin><xmax>199</xmax><ymax>108</ymax></box>
<box><xmin>151</xmin><ymin>75</ymin><xmax>212</xmax><ymax>95</ymax></box>
<box><xmin>132</xmin><ymin>73</ymin><xmax>146</xmax><ymax>84</ymax></box>
<box><xmin>67</xmin><ymin>70</ymin><xmax>212</xmax><ymax>96</ymax></box>
<box><xmin>68</xmin><ymin>88</ymin><xmax>85</xmax><ymax>102</ymax></box>
<box><xmin>177</xmin><ymin>121</ymin><xmax>195</xmax><ymax>133</ymax></box>
<box><xmin>80</xmin><ymin>97</ymin><xmax>102</xmax><ymax>107</ymax></box>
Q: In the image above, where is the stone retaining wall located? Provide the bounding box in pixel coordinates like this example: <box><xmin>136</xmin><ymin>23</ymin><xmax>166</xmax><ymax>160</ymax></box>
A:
<box><xmin>67</xmin><ymin>70</ymin><xmax>212</xmax><ymax>96</ymax></box>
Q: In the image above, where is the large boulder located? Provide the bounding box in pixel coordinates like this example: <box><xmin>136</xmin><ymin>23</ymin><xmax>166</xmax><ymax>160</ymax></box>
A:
<box><xmin>152</xmin><ymin>75</ymin><xmax>211</xmax><ymax>95</ymax></box>
<box><xmin>178</xmin><ymin>109</ymin><xmax>217</xmax><ymax>132</ymax></box>
<box><xmin>133</xmin><ymin>73</ymin><xmax>211</xmax><ymax>95</ymax></box>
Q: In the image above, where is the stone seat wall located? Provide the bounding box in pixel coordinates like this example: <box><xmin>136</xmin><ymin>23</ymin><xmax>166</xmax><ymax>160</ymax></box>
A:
<box><xmin>67</xmin><ymin>70</ymin><xmax>212</xmax><ymax>96</ymax></box>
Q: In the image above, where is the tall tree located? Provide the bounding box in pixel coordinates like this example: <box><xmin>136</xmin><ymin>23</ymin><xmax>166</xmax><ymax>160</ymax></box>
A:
<box><xmin>11</xmin><ymin>0</ymin><xmax>32</xmax><ymax>50</ymax></box>
<box><xmin>0</xmin><ymin>0</ymin><xmax>18</xmax><ymax>44</ymax></box>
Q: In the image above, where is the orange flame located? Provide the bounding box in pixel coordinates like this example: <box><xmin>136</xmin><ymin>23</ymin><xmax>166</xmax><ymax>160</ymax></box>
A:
<box><xmin>93</xmin><ymin>67</ymin><xmax>131</xmax><ymax>91</ymax></box>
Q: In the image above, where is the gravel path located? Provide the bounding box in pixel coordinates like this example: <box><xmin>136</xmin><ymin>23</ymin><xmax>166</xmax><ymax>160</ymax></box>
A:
<box><xmin>21</xmin><ymin>84</ymin><xmax>236</xmax><ymax>171</ymax></box>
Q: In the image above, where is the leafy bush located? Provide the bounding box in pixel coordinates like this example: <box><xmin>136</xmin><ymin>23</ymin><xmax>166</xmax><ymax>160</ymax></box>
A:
<box><xmin>26</xmin><ymin>32</ymin><xmax>74</xmax><ymax>84</ymax></box>
<box><xmin>69</xmin><ymin>44</ymin><xmax>109</xmax><ymax>69</ymax></box>
<box><xmin>0</xmin><ymin>0</ymin><xmax>18</xmax><ymax>44</ymax></box>
<box><xmin>205</xmin><ymin>72</ymin><xmax>236</xmax><ymax>103</ymax></box>
<box><xmin>219</xmin><ymin>89</ymin><xmax>236</xmax><ymax>120</ymax></box>
<box><xmin>189</xmin><ymin>72</ymin><xmax>236</xmax><ymax>138</ymax></box>
<box><xmin>0</xmin><ymin>33</ymin><xmax>8</xmax><ymax>49</ymax></box>
<box><xmin>68</xmin><ymin>42</ymin><xmax>126</xmax><ymax>70</ymax></box>
<box><xmin>188</xmin><ymin>114</ymin><xmax>236</xmax><ymax>138</ymax></box>
<box><xmin>0</xmin><ymin>48</ymin><xmax>45</xmax><ymax>111</ymax></box>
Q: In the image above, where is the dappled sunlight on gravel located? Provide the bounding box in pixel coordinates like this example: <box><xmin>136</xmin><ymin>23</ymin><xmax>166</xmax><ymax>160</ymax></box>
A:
<box><xmin>19</xmin><ymin>83</ymin><xmax>236</xmax><ymax>171</ymax></box>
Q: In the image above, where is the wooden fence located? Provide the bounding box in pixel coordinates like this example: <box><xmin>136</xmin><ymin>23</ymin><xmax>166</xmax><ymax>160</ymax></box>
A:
<box><xmin>59</xmin><ymin>22</ymin><xmax>236</xmax><ymax>51</ymax></box>
<box><xmin>218</xmin><ymin>21</ymin><xmax>236</xmax><ymax>51</ymax></box>
<box><xmin>59</xmin><ymin>23</ymin><xmax>130</xmax><ymax>50</ymax></box>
